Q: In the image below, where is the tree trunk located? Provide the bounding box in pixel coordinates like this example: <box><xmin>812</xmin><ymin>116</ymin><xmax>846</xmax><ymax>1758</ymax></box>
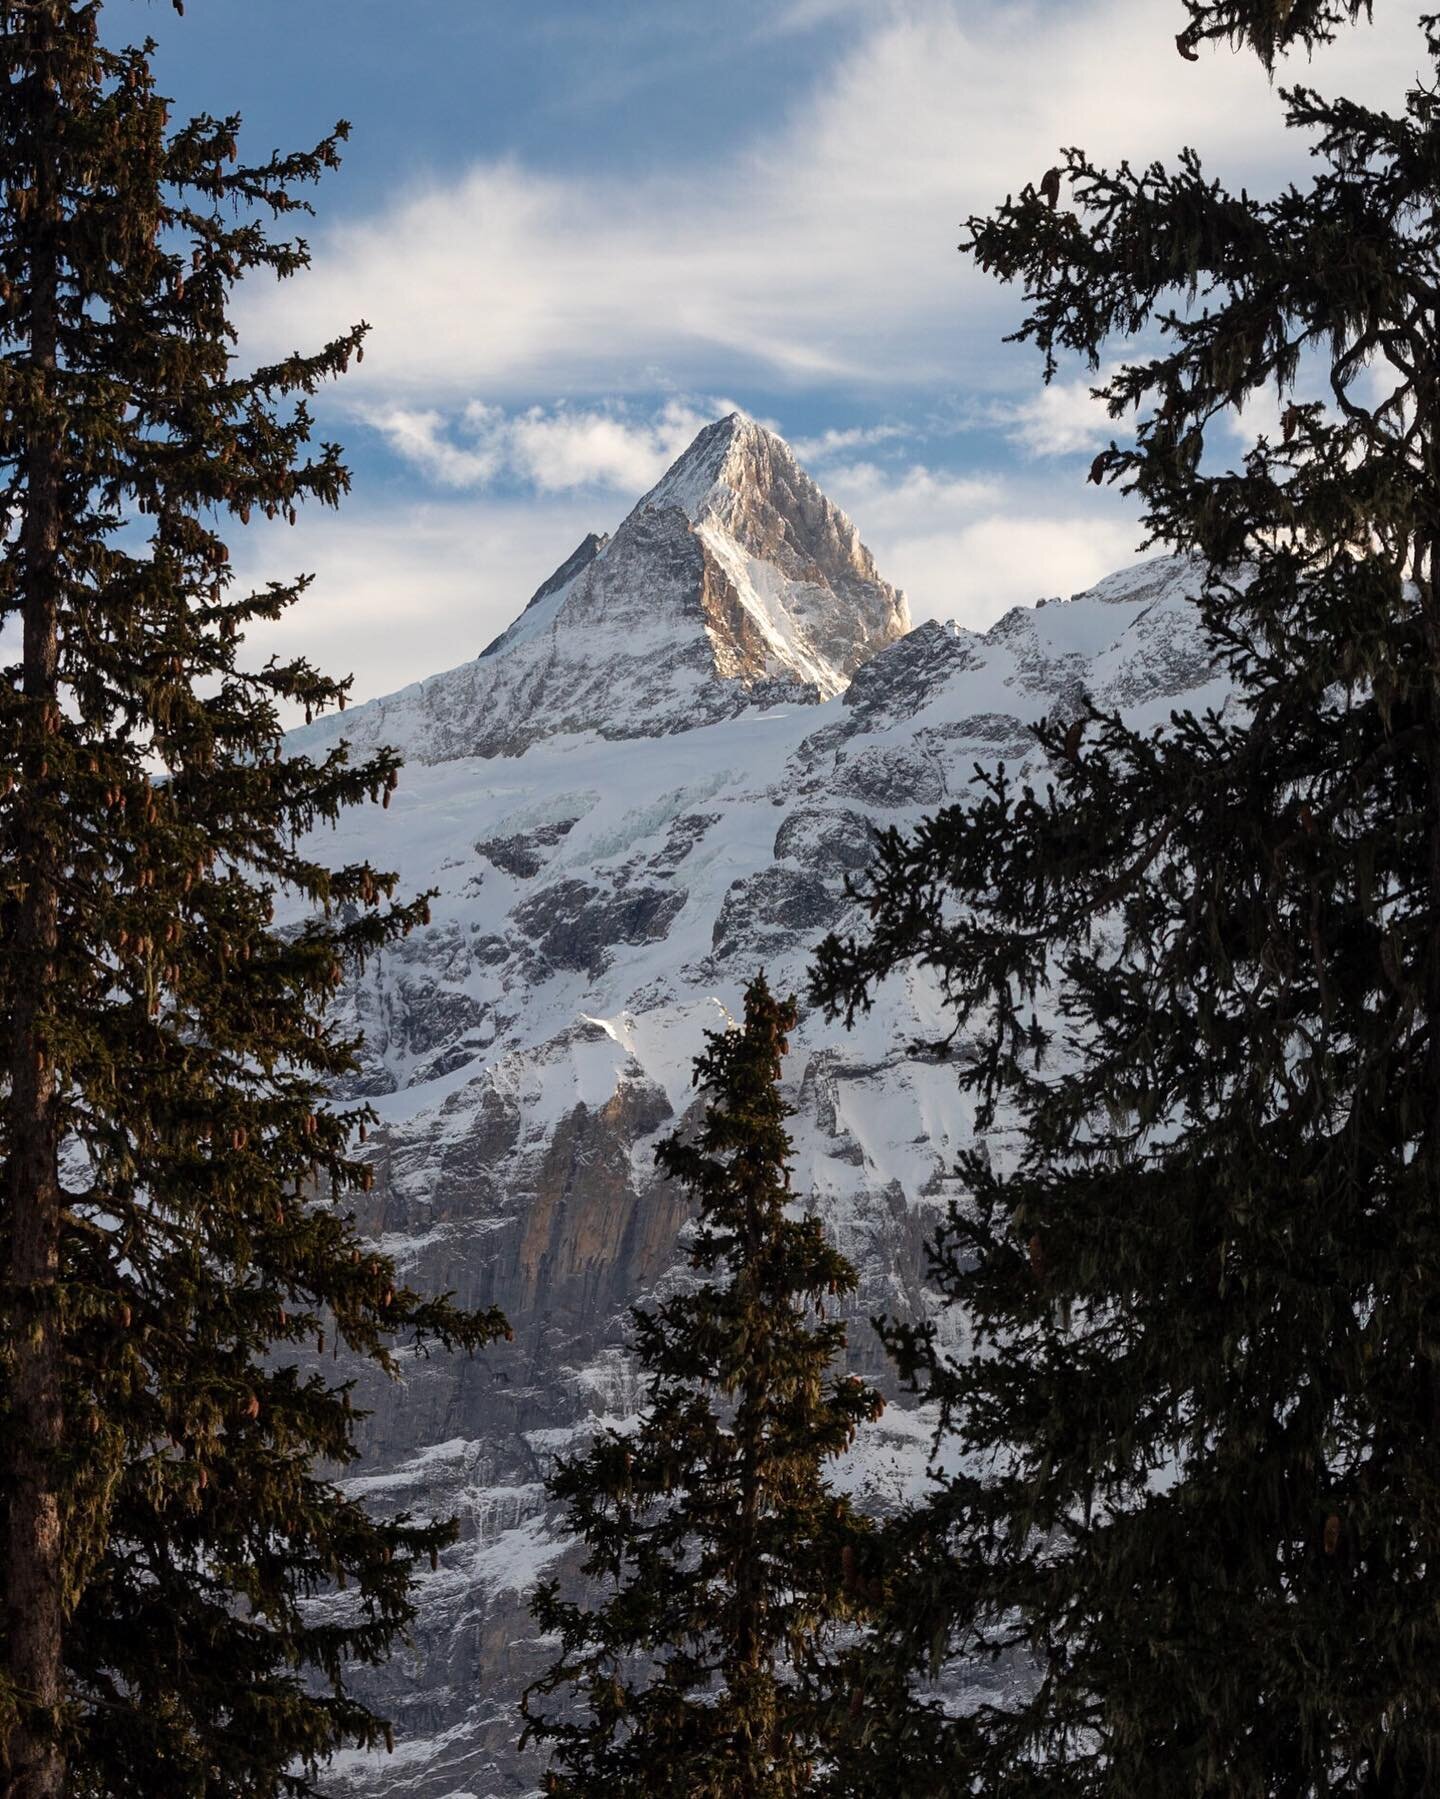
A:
<box><xmin>1406</xmin><ymin>515</ymin><xmax>1440</xmax><ymax>1794</ymax></box>
<box><xmin>3</xmin><ymin>7</ymin><xmax>66</xmax><ymax>1793</ymax></box>
<box><xmin>1424</xmin><ymin>527</ymin><xmax>1440</xmax><ymax>1186</ymax></box>
<box><xmin>732</xmin><ymin>1189</ymin><xmax>771</xmax><ymax>1793</ymax></box>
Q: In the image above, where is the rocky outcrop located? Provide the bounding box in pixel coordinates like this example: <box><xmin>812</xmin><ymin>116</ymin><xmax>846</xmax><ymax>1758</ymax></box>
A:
<box><xmin>513</xmin><ymin>879</ymin><xmax>687</xmax><ymax>978</ymax></box>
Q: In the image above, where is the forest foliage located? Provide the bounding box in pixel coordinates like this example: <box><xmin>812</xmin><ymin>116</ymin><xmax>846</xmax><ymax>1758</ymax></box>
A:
<box><xmin>0</xmin><ymin>5</ymin><xmax>506</xmax><ymax>1795</ymax></box>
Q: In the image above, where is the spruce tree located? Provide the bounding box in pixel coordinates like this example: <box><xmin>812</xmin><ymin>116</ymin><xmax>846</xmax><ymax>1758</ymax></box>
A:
<box><xmin>521</xmin><ymin>974</ymin><xmax>884</xmax><ymax>1798</ymax></box>
<box><xmin>1174</xmin><ymin>0</ymin><xmax>1372</xmax><ymax>64</ymax></box>
<box><xmin>812</xmin><ymin>8</ymin><xmax>1440</xmax><ymax>1794</ymax></box>
<box><xmin>0</xmin><ymin>5</ymin><xmax>507</xmax><ymax>1796</ymax></box>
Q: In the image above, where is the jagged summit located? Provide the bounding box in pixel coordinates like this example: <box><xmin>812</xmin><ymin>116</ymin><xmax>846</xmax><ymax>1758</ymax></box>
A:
<box><xmin>643</xmin><ymin>412</ymin><xmax>892</xmax><ymax>605</ymax></box>
<box><xmin>641</xmin><ymin>410</ymin><xmax>757</xmax><ymax>517</ymax></box>
<box><xmin>642</xmin><ymin>411</ymin><xmax>799</xmax><ymax>524</ymax></box>
<box><xmin>640</xmin><ymin>412</ymin><xmax>907</xmax><ymax>689</ymax></box>
<box><xmin>295</xmin><ymin>416</ymin><xmax>910</xmax><ymax>767</ymax></box>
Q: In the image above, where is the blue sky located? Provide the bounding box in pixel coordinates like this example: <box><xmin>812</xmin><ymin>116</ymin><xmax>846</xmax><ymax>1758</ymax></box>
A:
<box><xmin>114</xmin><ymin>0</ymin><xmax>1426</xmax><ymax>703</ymax></box>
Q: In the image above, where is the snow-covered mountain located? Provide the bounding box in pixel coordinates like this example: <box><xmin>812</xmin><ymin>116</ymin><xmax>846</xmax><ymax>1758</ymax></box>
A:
<box><xmin>297</xmin><ymin>413</ymin><xmax>909</xmax><ymax>768</ymax></box>
<box><xmin>296</xmin><ymin>419</ymin><xmax>1223</xmax><ymax>1798</ymax></box>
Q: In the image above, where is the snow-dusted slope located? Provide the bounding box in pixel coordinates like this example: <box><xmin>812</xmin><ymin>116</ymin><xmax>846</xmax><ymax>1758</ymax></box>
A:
<box><xmin>293</xmin><ymin>414</ymin><xmax>909</xmax><ymax>770</ymax></box>
<box><xmin>302</xmin><ymin>426</ymin><xmax>1219</xmax><ymax>1797</ymax></box>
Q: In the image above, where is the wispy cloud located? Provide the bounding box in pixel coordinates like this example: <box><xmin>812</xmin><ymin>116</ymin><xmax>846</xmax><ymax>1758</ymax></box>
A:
<box><xmin>992</xmin><ymin>361</ymin><xmax>1149</xmax><ymax>458</ymax></box>
<box><xmin>241</xmin><ymin>2</ymin><xmax>1424</xmax><ymax>407</ymax></box>
<box><xmin>821</xmin><ymin>457</ymin><xmax>1145</xmax><ymax>627</ymax></box>
<box><xmin>365</xmin><ymin>398</ymin><xmax>730</xmax><ymax>494</ymax></box>
<box><xmin>369</xmin><ymin>408</ymin><xmax>503</xmax><ymax>488</ymax></box>
<box><xmin>789</xmin><ymin>422</ymin><xmax>912</xmax><ymax>463</ymax></box>
<box><xmin>753</xmin><ymin>0</ymin><xmax>880</xmax><ymax>41</ymax></box>
<box><xmin>1000</xmin><ymin>374</ymin><xmax>1117</xmax><ymax>458</ymax></box>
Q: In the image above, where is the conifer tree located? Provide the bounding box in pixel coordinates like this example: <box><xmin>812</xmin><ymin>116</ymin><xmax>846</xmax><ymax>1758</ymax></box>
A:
<box><xmin>0</xmin><ymin>5</ymin><xmax>507</xmax><ymax>1795</ymax></box>
<box><xmin>1174</xmin><ymin>0</ymin><xmax>1372</xmax><ymax>65</ymax></box>
<box><xmin>813</xmin><ymin>7</ymin><xmax>1440</xmax><ymax>1794</ymax></box>
<box><xmin>521</xmin><ymin>975</ymin><xmax>884</xmax><ymax>1798</ymax></box>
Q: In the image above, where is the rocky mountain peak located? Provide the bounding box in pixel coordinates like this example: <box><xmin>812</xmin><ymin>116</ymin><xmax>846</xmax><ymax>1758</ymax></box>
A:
<box><xmin>640</xmin><ymin>413</ymin><xmax>904</xmax><ymax>668</ymax></box>
<box><xmin>538</xmin><ymin>411</ymin><xmax>911</xmax><ymax>703</ymax></box>
<box><xmin>294</xmin><ymin>417</ymin><xmax>911</xmax><ymax>767</ymax></box>
<box><xmin>639</xmin><ymin>410</ymin><xmax>761</xmax><ymax>519</ymax></box>
<box><xmin>640</xmin><ymin>408</ymin><xmax>792</xmax><ymax>521</ymax></box>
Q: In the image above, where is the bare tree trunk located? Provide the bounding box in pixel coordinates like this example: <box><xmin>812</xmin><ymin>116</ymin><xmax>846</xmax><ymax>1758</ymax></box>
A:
<box><xmin>3</xmin><ymin>6</ymin><xmax>66</xmax><ymax>1793</ymax></box>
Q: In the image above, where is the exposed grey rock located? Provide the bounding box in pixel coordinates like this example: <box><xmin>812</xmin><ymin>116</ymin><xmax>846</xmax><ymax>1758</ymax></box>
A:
<box><xmin>476</xmin><ymin>815</ymin><xmax>582</xmax><ymax>880</ymax></box>
<box><xmin>647</xmin><ymin>811</ymin><xmax>721</xmax><ymax>872</ymax></box>
<box><xmin>391</xmin><ymin>979</ymin><xmax>486</xmax><ymax>1061</ymax></box>
<box><xmin>835</xmin><ymin>741</ymin><xmax>946</xmax><ymax>808</ymax></box>
<box><xmin>843</xmin><ymin>616</ymin><xmax>980</xmax><ymax>721</ymax></box>
<box><xmin>772</xmin><ymin>806</ymin><xmax>876</xmax><ymax>877</ymax></box>
<box><xmin>710</xmin><ymin>865</ymin><xmax>843</xmax><ymax>959</ymax></box>
<box><xmin>513</xmin><ymin>879</ymin><xmax>688</xmax><ymax>977</ymax></box>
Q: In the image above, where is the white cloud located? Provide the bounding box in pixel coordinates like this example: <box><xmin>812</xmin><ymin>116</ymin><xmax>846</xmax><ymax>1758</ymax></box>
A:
<box><xmin>822</xmin><ymin>458</ymin><xmax>1145</xmax><ymax>630</ymax></box>
<box><xmin>912</xmin><ymin>509</ymin><xmax>1145</xmax><ymax>626</ymax></box>
<box><xmin>231</xmin><ymin>493</ymin><xmax>607</xmax><ymax>713</ymax></box>
<box><xmin>789</xmin><ymin>422</ymin><xmax>912</xmax><ymax>462</ymax></box>
<box><xmin>368</xmin><ymin>407</ymin><xmax>503</xmax><ymax>488</ymax></box>
<box><xmin>1001</xmin><ymin>374</ymin><xmax>1118</xmax><ymax>458</ymax></box>
<box><xmin>823</xmin><ymin>459</ymin><xmax>1004</xmax><ymax>527</ymax></box>
<box><xmin>754</xmin><ymin>0</ymin><xmax>878</xmax><ymax>39</ymax></box>
<box><xmin>240</xmin><ymin>1</ymin><xmax>1426</xmax><ymax>406</ymax></box>
<box><xmin>1224</xmin><ymin>384</ymin><xmax>1286</xmax><ymax>450</ymax></box>
<box><xmin>364</xmin><ymin>398</ymin><xmax>729</xmax><ymax>494</ymax></box>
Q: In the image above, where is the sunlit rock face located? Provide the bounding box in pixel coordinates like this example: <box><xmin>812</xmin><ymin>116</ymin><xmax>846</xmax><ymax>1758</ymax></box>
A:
<box><xmin>296</xmin><ymin>426</ymin><xmax>1220</xmax><ymax>1797</ymax></box>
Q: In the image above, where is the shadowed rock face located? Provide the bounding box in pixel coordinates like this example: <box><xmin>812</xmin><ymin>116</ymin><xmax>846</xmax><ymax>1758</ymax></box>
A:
<box><xmin>303</xmin><ymin>456</ymin><xmax>1218</xmax><ymax>1794</ymax></box>
<box><xmin>479</xmin><ymin>531</ymin><xmax>610</xmax><ymax>657</ymax></box>
<box><xmin>646</xmin><ymin>413</ymin><xmax>909</xmax><ymax>690</ymax></box>
<box><xmin>516</xmin><ymin>1072</ymin><xmax>683</xmax><ymax>1311</ymax></box>
<box><xmin>511</xmin><ymin>880</ymin><xmax>687</xmax><ymax>979</ymax></box>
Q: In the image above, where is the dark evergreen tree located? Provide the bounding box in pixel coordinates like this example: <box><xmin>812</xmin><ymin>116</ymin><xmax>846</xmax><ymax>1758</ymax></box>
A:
<box><xmin>0</xmin><ymin>5</ymin><xmax>508</xmax><ymax>1796</ymax></box>
<box><xmin>812</xmin><ymin>9</ymin><xmax>1440</xmax><ymax>1795</ymax></box>
<box><xmin>1174</xmin><ymin>0</ymin><xmax>1373</xmax><ymax>64</ymax></box>
<box><xmin>521</xmin><ymin>974</ymin><xmax>884</xmax><ymax>1798</ymax></box>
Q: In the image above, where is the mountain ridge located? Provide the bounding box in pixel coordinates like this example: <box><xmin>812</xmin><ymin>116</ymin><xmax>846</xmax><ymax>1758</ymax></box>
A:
<box><xmin>480</xmin><ymin>529</ymin><xmax>610</xmax><ymax>655</ymax></box>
